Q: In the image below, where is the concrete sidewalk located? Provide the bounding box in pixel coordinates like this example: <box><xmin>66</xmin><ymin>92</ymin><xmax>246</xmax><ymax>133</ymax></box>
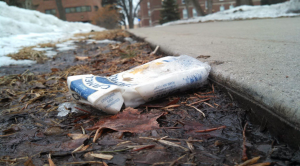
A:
<box><xmin>129</xmin><ymin>17</ymin><xmax>300</xmax><ymax>142</ymax></box>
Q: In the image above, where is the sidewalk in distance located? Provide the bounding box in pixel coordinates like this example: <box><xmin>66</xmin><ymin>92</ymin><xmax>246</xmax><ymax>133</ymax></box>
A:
<box><xmin>128</xmin><ymin>17</ymin><xmax>300</xmax><ymax>145</ymax></box>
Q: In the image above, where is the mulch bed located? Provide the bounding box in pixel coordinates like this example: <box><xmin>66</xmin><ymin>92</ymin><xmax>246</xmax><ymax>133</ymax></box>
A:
<box><xmin>0</xmin><ymin>30</ymin><xmax>297</xmax><ymax>166</ymax></box>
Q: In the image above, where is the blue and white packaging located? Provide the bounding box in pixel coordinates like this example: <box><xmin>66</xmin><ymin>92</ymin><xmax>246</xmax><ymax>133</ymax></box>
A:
<box><xmin>67</xmin><ymin>55</ymin><xmax>211</xmax><ymax>114</ymax></box>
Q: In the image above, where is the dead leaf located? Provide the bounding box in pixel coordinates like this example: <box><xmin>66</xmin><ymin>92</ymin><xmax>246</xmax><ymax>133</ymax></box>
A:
<box><xmin>51</xmin><ymin>68</ymin><xmax>60</xmax><ymax>72</ymax></box>
<box><xmin>24</xmin><ymin>158</ymin><xmax>35</xmax><ymax>166</ymax></box>
<box><xmin>238</xmin><ymin>156</ymin><xmax>261</xmax><ymax>166</ymax></box>
<box><xmin>75</xmin><ymin>56</ymin><xmax>90</xmax><ymax>61</ymax></box>
<box><xmin>67</xmin><ymin>133</ymin><xmax>89</xmax><ymax>140</ymax></box>
<box><xmin>87</xmin><ymin>107</ymin><xmax>165</xmax><ymax>133</ymax></box>
<box><xmin>167</xmin><ymin>98</ymin><xmax>180</xmax><ymax>106</ymax></box>
<box><xmin>90</xmin><ymin>153</ymin><xmax>113</xmax><ymax>160</ymax></box>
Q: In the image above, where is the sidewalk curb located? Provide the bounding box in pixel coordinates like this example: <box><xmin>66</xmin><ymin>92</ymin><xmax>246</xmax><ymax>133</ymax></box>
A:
<box><xmin>129</xmin><ymin>31</ymin><xmax>300</xmax><ymax>148</ymax></box>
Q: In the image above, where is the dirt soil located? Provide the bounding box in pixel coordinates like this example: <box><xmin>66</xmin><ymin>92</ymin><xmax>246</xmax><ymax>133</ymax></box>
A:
<box><xmin>0</xmin><ymin>30</ymin><xmax>299</xmax><ymax>166</ymax></box>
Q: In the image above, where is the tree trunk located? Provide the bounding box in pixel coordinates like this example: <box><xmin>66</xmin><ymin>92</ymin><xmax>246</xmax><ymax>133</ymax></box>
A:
<box><xmin>128</xmin><ymin>17</ymin><xmax>134</xmax><ymax>29</ymax></box>
<box><xmin>236</xmin><ymin>0</ymin><xmax>253</xmax><ymax>6</ymax></box>
<box><xmin>55</xmin><ymin>0</ymin><xmax>66</xmax><ymax>20</ymax></box>
<box><xmin>207</xmin><ymin>0</ymin><xmax>212</xmax><ymax>14</ymax></box>
<box><xmin>185</xmin><ymin>0</ymin><xmax>191</xmax><ymax>18</ymax></box>
<box><xmin>191</xmin><ymin>0</ymin><xmax>205</xmax><ymax>16</ymax></box>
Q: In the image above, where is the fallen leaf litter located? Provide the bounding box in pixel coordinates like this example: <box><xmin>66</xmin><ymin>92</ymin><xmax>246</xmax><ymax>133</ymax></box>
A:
<box><xmin>0</xmin><ymin>29</ymin><xmax>298</xmax><ymax>166</ymax></box>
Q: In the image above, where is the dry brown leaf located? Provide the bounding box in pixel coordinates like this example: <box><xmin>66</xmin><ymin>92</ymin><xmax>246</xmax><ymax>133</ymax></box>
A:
<box><xmin>75</xmin><ymin>56</ymin><xmax>90</xmax><ymax>61</ymax></box>
<box><xmin>51</xmin><ymin>68</ymin><xmax>60</xmax><ymax>72</ymax></box>
<box><xmin>237</xmin><ymin>156</ymin><xmax>261</xmax><ymax>166</ymax></box>
<box><xmin>67</xmin><ymin>133</ymin><xmax>89</xmax><ymax>140</ymax></box>
<box><xmin>90</xmin><ymin>153</ymin><xmax>113</xmax><ymax>160</ymax></box>
<box><xmin>87</xmin><ymin>107</ymin><xmax>165</xmax><ymax>133</ymax></box>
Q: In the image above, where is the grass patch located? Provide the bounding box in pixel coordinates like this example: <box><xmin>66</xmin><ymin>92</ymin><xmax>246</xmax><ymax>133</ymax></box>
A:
<box><xmin>38</xmin><ymin>42</ymin><xmax>57</xmax><ymax>48</ymax></box>
<box><xmin>74</xmin><ymin>29</ymin><xmax>130</xmax><ymax>41</ymax></box>
<box><xmin>7</xmin><ymin>46</ymin><xmax>47</xmax><ymax>62</ymax></box>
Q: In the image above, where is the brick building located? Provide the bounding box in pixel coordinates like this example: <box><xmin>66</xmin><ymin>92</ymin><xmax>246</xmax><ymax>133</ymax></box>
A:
<box><xmin>139</xmin><ymin>0</ymin><xmax>261</xmax><ymax>27</ymax></box>
<box><xmin>4</xmin><ymin>0</ymin><xmax>102</xmax><ymax>23</ymax></box>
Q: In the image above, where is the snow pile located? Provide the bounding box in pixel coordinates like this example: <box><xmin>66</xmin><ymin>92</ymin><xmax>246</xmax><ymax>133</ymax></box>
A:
<box><xmin>161</xmin><ymin>0</ymin><xmax>300</xmax><ymax>26</ymax></box>
<box><xmin>0</xmin><ymin>2</ymin><xmax>105</xmax><ymax>67</ymax></box>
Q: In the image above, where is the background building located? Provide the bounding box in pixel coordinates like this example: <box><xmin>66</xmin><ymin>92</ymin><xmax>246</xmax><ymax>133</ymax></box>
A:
<box><xmin>3</xmin><ymin>0</ymin><xmax>102</xmax><ymax>23</ymax></box>
<box><xmin>139</xmin><ymin>0</ymin><xmax>261</xmax><ymax>27</ymax></box>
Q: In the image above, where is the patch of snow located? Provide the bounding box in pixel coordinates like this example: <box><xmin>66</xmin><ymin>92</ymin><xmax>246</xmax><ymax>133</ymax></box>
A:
<box><xmin>32</xmin><ymin>47</ymin><xmax>53</xmax><ymax>51</ymax></box>
<box><xmin>125</xmin><ymin>37</ymin><xmax>136</xmax><ymax>44</ymax></box>
<box><xmin>0</xmin><ymin>56</ymin><xmax>36</xmax><ymax>67</ymax></box>
<box><xmin>45</xmin><ymin>51</ymin><xmax>57</xmax><ymax>58</ymax></box>
<box><xmin>56</xmin><ymin>40</ymin><xmax>77</xmax><ymax>51</ymax></box>
<box><xmin>160</xmin><ymin>0</ymin><xmax>300</xmax><ymax>26</ymax></box>
<box><xmin>86</xmin><ymin>39</ymin><xmax>119</xmax><ymax>44</ymax></box>
<box><xmin>0</xmin><ymin>2</ymin><xmax>105</xmax><ymax>67</ymax></box>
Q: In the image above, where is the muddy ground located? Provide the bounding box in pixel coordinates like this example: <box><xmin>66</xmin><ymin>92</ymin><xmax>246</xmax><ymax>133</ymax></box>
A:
<box><xmin>0</xmin><ymin>30</ymin><xmax>299</xmax><ymax>166</ymax></box>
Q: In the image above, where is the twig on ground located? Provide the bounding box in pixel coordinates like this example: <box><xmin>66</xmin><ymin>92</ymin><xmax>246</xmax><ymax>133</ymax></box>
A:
<box><xmin>162</xmin><ymin>104</ymin><xmax>181</xmax><ymax>109</ymax></box>
<box><xmin>186</xmin><ymin>137</ymin><xmax>194</xmax><ymax>152</ymax></box>
<box><xmin>81</xmin><ymin>126</ymin><xmax>85</xmax><ymax>135</ymax></box>
<box><xmin>195</xmin><ymin>126</ymin><xmax>226</xmax><ymax>133</ymax></box>
<box><xmin>140</xmin><ymin>137</ymin><xmax>189</xmax><ymax>152</ymax></box>
<box><xmin>169</xmin><ymin>154</ymin><xmax>187</xmax><ymax>166</ymax></box>
<box><xmin>242</xmin><ymin>122</ymin><xmax>248</xmax><ymax>161</ymax></box>
<box><xmin>237</xmin><ymin>156</ymin><xmax>260</xmax><ymax>166</ymax></box>
<box><xmin>203</xmin><ymin>102</ymin><xmax>214</xmax><ymax>108</ymax></box>
<box><xmin>188</xmin><ymin>98</ymin><xmax>210</xmax><ymax>106</ymax></box>
<box><xmin>75</xmin><ymin>107</ymin><xmax>91</xmax><ymax>114</ymax></box>
<box><xmin>93</xmin><ymin>128</ymin><xmax>102</xmax><ymax>143</ymax></box>
<box><xmin>48</xmin><ymin>154</ymin><xmax>56</xmax><ymax>166</ymax></box>
<box><xmin>150</xmin><ymin>45</ymin><xmax>159</xmax><ymax>56</ymax></box>
<box><xmin>132</xmin><ymin>144</ymin><xmax>155</xmax><ymax>151</ymax></box>
<box><xmin>186</xmin><ymin>105</ymin><xmax>205</xmax><ymax>117</ymax></box>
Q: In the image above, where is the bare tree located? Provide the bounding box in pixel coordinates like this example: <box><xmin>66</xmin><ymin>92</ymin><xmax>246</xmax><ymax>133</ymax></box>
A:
<box><xmin>190</xmin><ymin>0</ymin><xmax>205</xmax><ymax>16</ymax></box>
<box><xmin>207</xmin><ymin>0</ymin><xmax>213</xmax><ymax>14</ymax></box>
<box><xmin>55</xmin><ymin>0</ymin><xmax>66</xmax><ymax>20</ymax></box>
<box><xmin>184</xmin><ymin>0</ymin><xmax>191</xmax><ymax>18</ymax></box>
<box><xmin>118</xmin><ymin>0</ymin><xmax>143</xmax><ymax>29</ymax></box>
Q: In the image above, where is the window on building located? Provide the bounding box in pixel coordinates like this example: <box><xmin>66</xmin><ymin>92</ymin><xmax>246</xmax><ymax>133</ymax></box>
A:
<box><xmin>87</xmin><ymin>6</ymin><xmax>91</xmax><ymax>11</ymax></box>
<box><xmin>65</xmin><ymin>8</ymin><xmax>70</xmax><ymax>13</ymax></box>
<box><xmin>45</xmin><ymin>9</ymin><xmax>56</xmax><ymax>15</ymax></box>
<box><xmin>70</xmin><ymin>7</ymin><xmax>75</xmax><ymax>13</ymax></box>
<box><xmin>76</xmin><ymin>6</ymin><xmax>81</xmax><ymax>12</ymax></box>
<box><xmin>182</xmin><ymin>0</ymin><xmax>185</xmax><ymax>4</ymax></box>
<box><xmin>82</xmin><ymin>6</ymin><xmax>87</xmax><ymax>12</ymax></box>
<box><xmin>192</xmin><ymin>8</ymin><xmax>197</xmax><ymax>17</ymax></box>
<box><xmin>161</xmin><ymin>0</ymin><xmax>164</xmax><ymax>4</ymax></box>
<box><xmin>148</xmin><ymin>10</ymin><xmax>151</xmax><ymax>16</ymax></box>
<box><xmin>183</xmin><ymin>9</ymin><xmax>188</xmax><ymax>19</ymax></box>
<box><xmin>229</xmin><ymin>4</ymin><xmax>234</xmax><ymax>9</ymax></box>
<box><xmin>220</xmin><ymin>5</ymin><xmax>225</xmax><ymax>11</ymax></box>
<box><xmin>65</xmin><ymin>6</ymin><xmax>91</xmax><ymax>13</ymax></box>
<box><xmin>94</xmin><ymin>6</ymin><xmax>98</xmax><ymax>11</ymax></box>
<box><xmin>149</xmin><ymin>19</ymin><xmax>152</xmax><ymax>26</ymax></box>
<box><xmin>205</xmin><ymin>0</ymin><xmax>208</xmax><ymax>9</ymax></box>
<box><xmin>147</xmin><ymin>2</ymin><xmax>150</xmax><ymax>8</ymax></box>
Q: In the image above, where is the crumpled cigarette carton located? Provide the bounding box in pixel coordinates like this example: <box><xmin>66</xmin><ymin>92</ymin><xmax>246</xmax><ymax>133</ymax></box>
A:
<box><xmin>67</xmin><ymin>55</ymin><xmax>211</xmax><ymax>114</ymax></box>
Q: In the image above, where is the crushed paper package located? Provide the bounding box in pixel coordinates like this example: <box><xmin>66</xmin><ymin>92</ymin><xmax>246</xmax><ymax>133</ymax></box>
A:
<box><xmin>67</xmin><ymin>55</ymin><xmax>211</xmax><ymax>114</ymax></box>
